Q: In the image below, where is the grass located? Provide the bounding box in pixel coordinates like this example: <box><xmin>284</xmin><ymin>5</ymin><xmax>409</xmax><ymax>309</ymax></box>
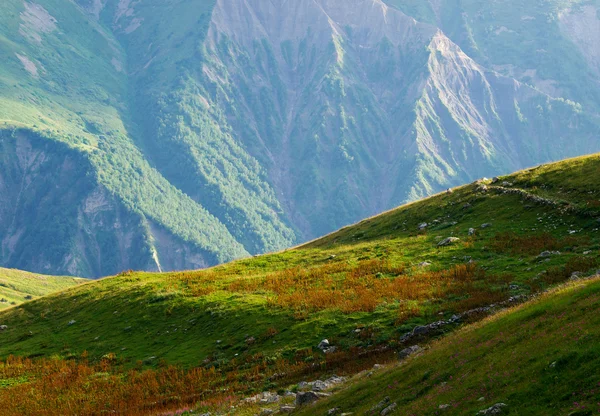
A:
<box><xmin>0</xmin><ymin>268</ymin><xmax>84</xmax><ymax>310</ymax></box>
<box><xmin>297</xmin><ymin>276</ymin><xmax>600</xmax><ymax>416</ymax></box>
<box><xmin>0</xmin><ymin>153</ymin><xmax>598</xmax><ymax>414</ymax></box>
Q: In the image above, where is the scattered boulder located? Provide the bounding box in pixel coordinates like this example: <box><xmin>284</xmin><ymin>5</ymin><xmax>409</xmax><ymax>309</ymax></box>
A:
<box><xmin>68</xmin><ymin>320</ymin><xmax>76</xmax><ymax>326</ymax></box>
<box><xmin>446</xmin><ymin>188</ymin><xmax>454</xmax><ymax>194</ymax></box>
<box><xmin>418</xmin><ymin>222</ymin><xmax>428</xmax><ymax>230</ymax></box>
<box><xmin>318</xmin><ymin>339</ymin><xmax>330</xmax><ymax>350</ymax></box>
<box><xmin>438</xmin><ymin>237</ymin><xmax>460</xmax><ymax>247</ymax></box>
<box><xmin>439</xmin><ymin>404</ymin><xmax>451</xmax><ymax>410</ymax></box>
<box><xmin>398</xmin><ymin>345</ymin><xmax>422</xmax><ymax>360</ymax></box>
<box><xmin>370</xmin><ymin>397</ymin><xmax>391</xmax><ymax>412</ymax></box>
<box><xmin>372</xmin><ymin>364</ymin><xmax>384</xmax><ymax>370</ymax></box>
<box><xmin>481</xmin><ymin>223</ymin><xmax>492</xmax><ymax>229</ymax></box>
<box><xmin>476</xmin><ymin>403</ymin><xmax>508</xmax><ymax>415</ymax></box>
<box><xmin>380</xmin><ymin>403</ymin><xmax>398</xmax><ymax>415</ymax></box>
<box><xmin>570</xmin><ymin>272</ymin><xmax>583</xmax><ymax>281</ymax></box>
<box><xmin>502</xmin><ymin>181</ymin><xmax>513</xmax><ymax>187</ymax></box>
<box><xmin>468</xmin><ymin>228</ymin><xmax>476</xmax><ymax>236</ymax></box>
<box><xmin>537</xmin><ymin>251</ymin><xmax>560</xmax><ymax>258</ymax></box>
<box><xmin>295</xmin><ymin>391</ymin><xmax>330</xmax><ymax>406</ymax></box>
<box><xmin>417</xmin><ymin>261</ymin><xmax>432</xmax><ymax>267</ymax></box>
<box><xmin>476</xmin><ymin>184</ymin><xmax>489</xmax><ymax>193</ymax></box>
<box><xmin>280</xmin><ymin>406</ymin><xmax>296</xmax><ymax>413</ymax></box>
<box><xmin>311</xmin><ymin>380</ymin><xmax>328</xmax><ymax>392</ymax></box>
<box><xmin>328</xmin><ymin>408</ymin><xmax>341</xmax><ymax>415</ymax></box>
<box><xmin>491</xmin><ymin>177</ymin><xmax>499</xmax><ymax>184</ymax></box>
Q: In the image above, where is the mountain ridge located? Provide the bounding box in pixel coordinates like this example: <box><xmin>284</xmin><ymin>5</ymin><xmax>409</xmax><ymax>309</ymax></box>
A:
<box><xmin>1</xmin><ymin>0</ymin><xmax>600</xmax><ymax>277</ymax></box>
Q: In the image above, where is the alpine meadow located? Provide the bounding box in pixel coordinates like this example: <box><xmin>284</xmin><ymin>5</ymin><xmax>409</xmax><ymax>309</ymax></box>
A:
<box><xmin>1</xmin><ymin>0</ymin><xmax>600</xmax><ymax>415</ymax></box>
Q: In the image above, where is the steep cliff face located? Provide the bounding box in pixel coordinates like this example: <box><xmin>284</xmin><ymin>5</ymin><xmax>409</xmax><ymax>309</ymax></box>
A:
<box><xmin>0</xmin><ymin>130</ymin><xmax>215</xmax><ymax>277</ymax></box>
<box><xmin>0</xmin><ymin>0</ymin><xmax>599</xmax><ymax>276</ymax></box>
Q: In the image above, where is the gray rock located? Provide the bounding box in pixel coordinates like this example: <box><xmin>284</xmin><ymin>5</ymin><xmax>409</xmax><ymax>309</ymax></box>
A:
<box><xmin>380</xmin><ymin>403</ymin><xmax>397</xmax><ymax>415</ymax></box>
<box><xmin>259</xmin><ymin>409</ymin><xmax>274</xmax><ymax>416</ymax></box>
<box><xmin>492</xmin><ymin>177</ymin><xmax>499</xmax><ymax>184</ymax></box>
<box><xmin>476</xmin><ymin>184</ymin><xmax>488</xmax><ymax>193</ymax></box>
<box><xmin>0</xmin><ymin>325</ymin><xmax>7</xmax><ymax>331</ymax></box>
<box><xmin>418</xmin><ymin>222</ymin><xmax>428</xmax><ymax>230</ymax></box>
<box><xmin>328</xmin><ymin>408</ymin><xmax>341</xmax><ymax>415</ymax></box>
<box><xmin>370</xmin><ymin>397</ymin><xmax>391</xmax><ymax>412</ymax></box>
<box><xmin>417</xmin><ymin>261</ymin><xmax>432</xmax><ymax>267</ymax></box>
<box><xmin>439</xmin><ymin>404</ymin><xmax>451</xmax><ymax>410</ymax></box>
<box><xmin>447</xmin><ymin>188</ymin><xmax>454</xmax><ymax>194</ymax></box>
<box><xmin>372</xmin><ymin>364</ymin><xmax>384</xmax><ymax>370</ymax></box>
<box><xmin>317</xmin><ymin>339</ymin><xmax>330</xmax><ymax>351</ymax></box>
<box><xmin>295</xmin><ymin>391</ymin><xmax>330</xmax><ymax>406</ymax></box>
<box><xmin>468</xmin><ymin>228</ymin><xmax>476</xmax><ymax>236</ymax></box>
<box><xmin>398</xmin><ymin>345</ymin><xmax>421</xmax><ymax>360</ymax></box>
<box><xmin>570</xmin><ymin>272</ymin><xmax>583</xmax><ymax>281</ymax></box>
<box><xmin>68</xmin><ymin>320</ymin><xmax>76</xmax><ymax>326</ymax></box>
<box><xmin>312</xmin><ymin>380</ymin><xmax>328</xmax><ymax>391</ymax></box>
<box><xmin>280</xmin><ymin>406</ymin><xmax>296</xmax><ymax>413</ymax></box>
<box><xmin>538</xmin><ymin>251</ymin><xmax>560</xmax><ymax>258</ymax></box>
<box><xmin>476</xmin><ymin>403</ymin><xmax>508</xmax><ymax>415</ymax></box>
<box><xmin>481</xmin><ymin>223</ymin><xmax>492</xmax><ymax>229</ymax></box>
<box><xmin>438</xmin><ymin>237</ymin><xmax>460</xmax><ymax>247</ymax></box>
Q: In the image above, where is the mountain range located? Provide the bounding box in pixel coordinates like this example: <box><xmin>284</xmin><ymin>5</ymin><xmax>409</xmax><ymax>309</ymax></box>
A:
<box><xmin>1</xmin><ymin>0</ymin><xmax>600</xmax><ymax>277</ymax></box>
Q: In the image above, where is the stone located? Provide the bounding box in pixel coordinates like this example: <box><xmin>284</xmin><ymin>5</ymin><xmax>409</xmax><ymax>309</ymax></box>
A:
<box><xmin>468</xmin><ymin>228</ymin><xmax>476</xmax><ymax>236</ymax></box>
<box><xmin>417</xmin><ymin>261</ymin><xmax>432</xmax><ymax>267</ymax></box>
<box><xmin>328</xmin><ymin>408</ymin><xmax>341</xmax><ymax>415</ymax></box>
<box><xmin>476</xmin><ymin>403</ymin><xmax>508</xmax><ymax>415</ymax></box>
<box><xmin>398</xmin><ymin>345</ymin><xmax>421</xmax><ymax>360</ymax></box>
<box><xmin>68</xmin><ymin>320</ymin><xmax>76</xmax><ymax>326</ymax></box>
<box><xmin>481</xmin><ymin>223</ymin><xmax>492</xmax><ymax>229</ymax></box>
<box><xmin>438</xmin><ymin>237</ymin><xmax>460</xmax><ymax>247</ymax></box>
<box><xmin>295</xmin><ymin>391</ymin><xmax>329</xmax><ymax>406</ymax></box>
<box><xmin>280</xmin><ymin>406</ymin><xmax>296</xmax><ymax>413</ymax></box>
<box><xmin>0</xmin><ymin>325</ymin><xmax>7</xmax><ymax>331</ymax></box>
<box><xmin>380</xmin><ymin>403</ymin><xmax>397</xmax><ymax>415</ymax></box>
<box><xmin>492</xmin><ymin>177</ymin><xmax>499</xmax><ymax>183</ymax></box>
<box><xmin>312</xmin><ymin>380</ymin><xmax>328</xmax><ymax>391</ymax></box>
<box><xmin>476</xmin><ymin>184</ymin><xmax>488</xmax><ymax>193</ymax></box>
<box><xmin>418</xmin><ymin>222</ymin><xmax>428</xmax><ymax>230</ymax></box>
<box><xmin>370</xmin><ymin>397</ymin><xmax>391</xmax><ymax>412</ymax></box>
<box><xmin>259</xmin><ymin>410</ymin><xmax>274</xmax><ymax>416</ymax></box>
<box><xmin>372</xmin><ymin>364</ymin><xmax>384</xmax><ymax>370</ymax></box>
<box><xmin>317</xmin><ymin>339</ymin><xmax>330</xmax><ymax>351</ymax></box>
<box><xmin>446</xmin><ymin>188</ymin><xmax>454</xmax><ymax>194</ymax></box>
<box><xmin>439</xmin><ymin>404</ymin><xmax>451</xmax><ymax>410</ymax></box>
<box><xmin>570</xmin><ymin>272</ymin><xmax>583</xmax><ymax>281</ymax></box>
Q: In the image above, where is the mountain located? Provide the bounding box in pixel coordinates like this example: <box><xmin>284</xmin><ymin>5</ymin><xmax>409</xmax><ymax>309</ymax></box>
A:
<box><xmin>1</xmin><ymin>0</ymin><xmax>600</xmax><ymax>277</ymax></box>
<box><xmin>0</xmin><ymin>267</ymin><xmax>84</xmax><ymax>309</ymax></box>
<box><xmin>0</xmin><ymin>153</ymin><xmax>598</xmax><ymax>414</ymax></box>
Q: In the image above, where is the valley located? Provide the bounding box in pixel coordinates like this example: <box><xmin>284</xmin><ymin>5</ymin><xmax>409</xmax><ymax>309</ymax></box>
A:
<box><xmin>1</xmin><ymin>0</ymin><xmax>600</xmax><ymax>276</ymax></box>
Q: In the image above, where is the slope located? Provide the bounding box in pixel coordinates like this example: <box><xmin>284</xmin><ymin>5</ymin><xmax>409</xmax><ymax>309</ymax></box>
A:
<box><xmin>0</xmin><ymin>268</ymin><xmax>85</xmax><ymax>309</ymax></box>
<box><xmin>298</xmin><ymin>276</ymin><xmax>600</xmax><ymax>416</ymax></box>
<box><xmin>0</xmin><ymin>154</ymin><xmax>598</xmax><ymax>414</ymax></box>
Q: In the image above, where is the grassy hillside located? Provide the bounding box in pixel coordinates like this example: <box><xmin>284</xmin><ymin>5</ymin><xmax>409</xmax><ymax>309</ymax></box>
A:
<box><xmin>0</xmin><ymin>268</ymin><xmax>84</xmax><ymax>309</ymax></box>
<box><xmin>0</xmin><ymin>154</ymin><xmax>598</xmax><ymax>414</ymax></box>
<box><xmin>298</xmin><ymin>275</ymin><xmax>600</xmax><ymax>416</ymax></box>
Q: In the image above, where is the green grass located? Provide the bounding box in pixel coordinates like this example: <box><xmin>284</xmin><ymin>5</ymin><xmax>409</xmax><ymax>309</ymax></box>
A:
<box><xmin>297</xmin><ymin>276</ymin><xmax>600</xmax><ymax>416</ymax></box>
<box><xmin>0</xmin><ymin>268</ymin><xmax>85</xmax><ymax>310</ymax></box>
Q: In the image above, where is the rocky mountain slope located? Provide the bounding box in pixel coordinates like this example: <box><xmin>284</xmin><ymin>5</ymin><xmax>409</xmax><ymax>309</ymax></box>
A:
<box><xmin>1</xmin><ymin>0</ymin><xmax>600</xmax><ymax>276</ymax></box>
